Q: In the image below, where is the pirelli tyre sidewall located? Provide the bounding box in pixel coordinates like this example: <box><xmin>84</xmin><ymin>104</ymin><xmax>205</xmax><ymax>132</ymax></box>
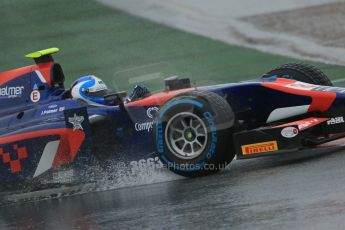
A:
<box><xmin>154</xmin><ymin>91</ymin><xmax>235</xmax><ymax>177</ymax></box>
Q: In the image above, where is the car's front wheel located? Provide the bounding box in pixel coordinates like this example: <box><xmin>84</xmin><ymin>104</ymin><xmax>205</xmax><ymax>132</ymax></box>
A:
<box><xmin>154</xmin><ymin>91</ymin><xmax>236</xmax><ymax>177</ymax></box>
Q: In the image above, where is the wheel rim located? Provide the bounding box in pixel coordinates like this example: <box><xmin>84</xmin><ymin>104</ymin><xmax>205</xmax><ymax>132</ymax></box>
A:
<box><xmin>165</xmin><ymin>112</ymin><xmax>208</xmax><ymax>160</ymax></box>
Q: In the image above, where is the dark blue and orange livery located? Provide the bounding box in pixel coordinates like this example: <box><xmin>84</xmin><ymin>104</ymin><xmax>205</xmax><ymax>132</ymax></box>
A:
<box><xmin>1</xmin><ymin>48</ymin><xmax>345</xmax><ymax>183</ymax></box>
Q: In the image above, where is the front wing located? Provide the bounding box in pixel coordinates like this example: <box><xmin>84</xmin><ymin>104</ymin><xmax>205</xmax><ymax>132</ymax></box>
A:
<box><xmin>234</xmin><ymin>117</ymin><xmax>345</xmax><ymax>159</ymax></box>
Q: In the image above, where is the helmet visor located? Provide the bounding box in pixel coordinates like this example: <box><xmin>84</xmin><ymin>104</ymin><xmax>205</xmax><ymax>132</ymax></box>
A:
<box><xmin>84</xmin><ymin>89</ymin><xmax>116</xmax><ymax>98</ymax></box>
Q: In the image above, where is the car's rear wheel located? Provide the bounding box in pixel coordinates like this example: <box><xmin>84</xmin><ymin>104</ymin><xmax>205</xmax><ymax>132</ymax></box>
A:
<box><xmin>154</xmin><ymin>91</ymin><xmax>236</xmax><ymax>177</ymax></box>
<box><xmin>263</xmin><ymin>63</ymin><xmax>333</xmax><ymax>86</ymax></box>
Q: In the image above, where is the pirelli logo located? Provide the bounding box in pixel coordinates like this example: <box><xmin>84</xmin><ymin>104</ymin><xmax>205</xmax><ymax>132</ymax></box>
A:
<box><xmin>241</xmin><ymin>141</ymin><xmax>278</xmax><ymax>155</ymax></box>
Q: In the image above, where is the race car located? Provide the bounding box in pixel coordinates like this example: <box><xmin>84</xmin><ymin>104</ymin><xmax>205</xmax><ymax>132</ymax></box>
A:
<box><xmin>0</xmin><ymin>47</ymin><xmax>344</xmax><ymax>186</ymax></box>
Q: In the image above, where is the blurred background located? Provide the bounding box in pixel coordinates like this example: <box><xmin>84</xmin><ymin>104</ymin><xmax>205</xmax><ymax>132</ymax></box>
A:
<box><xmin>2</xmin><ymin>0</ymin><xmax>345</xmax><ymax>92</ymax></box>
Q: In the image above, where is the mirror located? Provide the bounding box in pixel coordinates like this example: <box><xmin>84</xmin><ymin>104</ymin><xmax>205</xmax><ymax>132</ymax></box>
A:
<box><xmin>104</xmin><ymin>91</ymin><xmax>127</xmax><ymax>107</ymax></box>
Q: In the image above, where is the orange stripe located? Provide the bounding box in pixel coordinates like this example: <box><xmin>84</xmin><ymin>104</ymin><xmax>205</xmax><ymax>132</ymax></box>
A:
<box><xmin>0</xmin><ymin>62</ymin><xmax>54</xmax><ymax>86</ymax></box>
<box><xmin>262</xmin><ymin>79</ymin><xmax>336</xmax><ymax>112</ymax></box>
<box><xmin>126</xmin><ymin>88</ymin><xmax>194</xmax><ymax>107</ymax></box>
<box><xmin>0</xmin><ymin>128</ymin><xmax>85</xmax><ymax>167</ymax></box>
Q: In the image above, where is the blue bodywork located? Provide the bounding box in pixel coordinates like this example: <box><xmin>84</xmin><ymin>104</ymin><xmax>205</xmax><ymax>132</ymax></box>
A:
<box><xmin>1</xmin><ymin>59</ymin><xmax>344</xmax><ymax>184</ymax></box>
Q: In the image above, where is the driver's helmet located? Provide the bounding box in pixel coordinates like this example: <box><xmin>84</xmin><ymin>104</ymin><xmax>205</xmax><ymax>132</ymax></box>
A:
<box><xmin>71</xmin><ymin>75</ymin><xmax>113</xmax><ymax>106</ymax></box>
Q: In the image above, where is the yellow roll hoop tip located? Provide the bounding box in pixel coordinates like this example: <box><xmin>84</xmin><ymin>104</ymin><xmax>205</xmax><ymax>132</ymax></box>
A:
<box><xmin>25</xmin><ymin>47</ymin><xmax>60</xmax><ymax>58</ymax></box>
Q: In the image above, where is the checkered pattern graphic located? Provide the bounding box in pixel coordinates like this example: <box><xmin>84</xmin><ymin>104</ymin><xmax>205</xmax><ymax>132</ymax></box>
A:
<box><xmin>0</xmin><ymin>144</ymin><xmax>28</xmax><ymax>173</ymax></box>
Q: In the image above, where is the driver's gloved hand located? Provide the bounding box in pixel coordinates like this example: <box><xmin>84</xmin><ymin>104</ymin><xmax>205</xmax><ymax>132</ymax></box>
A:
<box><xmin>129</xmin><ymin>84</ymin><xmax>151</xmax><ymax>101</ymax></box>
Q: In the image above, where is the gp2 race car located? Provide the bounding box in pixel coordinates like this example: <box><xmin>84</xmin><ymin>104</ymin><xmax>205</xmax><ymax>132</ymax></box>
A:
<box><xmin>0</xmin><ymin>47</ymin><xmax>344</xmax><ymax>185</ymax></box>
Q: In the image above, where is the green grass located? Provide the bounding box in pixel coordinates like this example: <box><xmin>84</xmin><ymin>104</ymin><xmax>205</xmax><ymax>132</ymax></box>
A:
<box><xmin>1</xmin><ymin>0</ymin><xmax>344</xmax><ymax>91</ymax></box>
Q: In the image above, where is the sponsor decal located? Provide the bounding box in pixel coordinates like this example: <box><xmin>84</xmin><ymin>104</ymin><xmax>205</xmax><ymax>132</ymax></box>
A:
<box><xmin>297</xmin><ymin>118</ymin><xmax>324</xmax><ymax>130</ymax></box>
<box><xmin>241</xmin><ymin>141</ymin><xmax>278</xmax><ymax>155</ymax></box>
<box><xmin>147</xmin><ymin>107</ymin><xmax>159</xmax><ymax>119</ymax></box>
<box><xmin>313</xmin><ymin>86</ymin><xmax>345</xmax><ymax>94</ymax></box>
<box><xmin>90</xmin><ymin>80</ymin><xmax>107</xmax><ymax>92</ymax></box>
<box><xmin>281</xmin><ymin>82</ymin><xmax>345</xmax><ymax>94</ymax></box>
<box><xmin>68</xmin><ymin>114</ymin><xmax>85</xmax><ymax>131</ymax></box>
<box><xmin>274</xmin><ymin>117</ymin><xmax>328</xmax><ymax>130</ymax></box>
<box><xmin>135</xmin><ymin>122</ymin><xmax>153</xmax><ymax>132</ymax></box>
<box><xmin>41</xmin><ymin>108</ymin><xmax>58</xmax><ymax>115</ymax></box>
<box><xmin>135</xmin><ymin>107</ymin><xmax>159</xmax><ymax>133</ymax></box>
<box><xmin>31</xmin><ymin>84</ymin><xmax>40</xmax><ymax>102</ymax></box>
<box><xmin>0</xmin><ymin>86</ymin><xmax>25</xmax><ymax>98</ymax></box>
<box><xmin>281</xmin><ymin>127</ymin><xmax>299</xmax><ymax>138</ymax></box>
<box><xmin>41</xmin><ymin>105</ymin><xmax>65</xmax><ymax>115</ymax></box>
<box><xmin>0</xmin><ymin>144</ymin><xmax>28</xmax><ymax>173</ymax></box>
<box><xmin>31</xmin><ymin>90</ymin><xmax>40</xmax><ymax>102</ymax></box>
<box><xmin>156</xmin><ymin>122</ymin><xmax>164</xmax><ymax>153</ymax></box>
<box><xmin>48</xmin><ymin>104</ymin><xmax>58</xmax><ymax>109</ymax></box>
<box><xmin>327</xmin><ymin>117</ymin><xmax>344</xmax><ymax>125</ymax></box>
<box><xmin>130</xmin><ymin>157</ymin><xmax>164</xmax><ymax>173</ymax></box>
<box><xmin>203</xmin><ymin>112</ymin><xmax>217</xmax><ymax>159</ymax></box>
<box><xmin>30</xmin><ymin>90</ymin><xmax>40</xmax><ymax>102</ymax></box>
<box><xmin>285</xmin><ymin>82</ymin><xmax>317</xmax><ymax>91</ymax></box>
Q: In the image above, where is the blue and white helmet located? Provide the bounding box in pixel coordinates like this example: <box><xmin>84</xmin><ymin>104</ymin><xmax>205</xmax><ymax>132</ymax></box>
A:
<box><xmin>71</xmin><ymin>75</ymin><xmax>113</xmax><ymax>106</ymax></box>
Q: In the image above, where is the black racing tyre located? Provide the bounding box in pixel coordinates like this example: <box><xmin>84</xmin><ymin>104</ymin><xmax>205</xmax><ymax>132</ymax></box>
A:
<box><xmin>153</xmin><ymin>90</ymin><xmax>236</xmax><ymax>177</ymax></box>
<box><xmin>263</xmin><ymin>63</ymin><xmax>333</xmax><ymax>86</ymax></box>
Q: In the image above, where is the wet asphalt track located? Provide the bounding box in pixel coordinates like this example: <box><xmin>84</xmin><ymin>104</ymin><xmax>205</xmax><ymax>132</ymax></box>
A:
<box><xmin>2</xmin><ymin>147</ymin><xmax>345</xmax><ymax>230</ymax></box>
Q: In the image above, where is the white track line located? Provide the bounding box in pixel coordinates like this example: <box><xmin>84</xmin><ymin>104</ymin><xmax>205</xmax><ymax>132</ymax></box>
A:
<box><xmin>98</xmin><ymin>0</ymin><xmax>345</xmax><ymax>65</ymax></box>
<box><xmin>332</xmin><ymin>78</ymin><xmax>345</xmax><ymax>84</ymax></box>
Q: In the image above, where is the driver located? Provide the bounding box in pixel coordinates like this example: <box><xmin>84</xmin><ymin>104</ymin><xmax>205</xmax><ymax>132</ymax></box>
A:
<box><xmin>71</xmin><ymin>75</ymin><xmax>150</xmax><ymax>106</ymax></box>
